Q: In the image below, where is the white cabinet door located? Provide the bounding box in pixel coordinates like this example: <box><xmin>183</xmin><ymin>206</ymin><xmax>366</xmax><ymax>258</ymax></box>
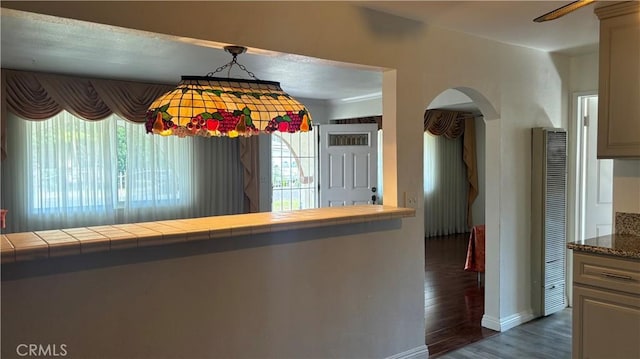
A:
<box><xmin>573</xmin><ymin>285</ymin><xmax>640</xmax><ymax>359</ymax></box>
<box><xmin>596</xmin><ymin>3</ymin><xmax>640</xmax><ymax>158</ymax></box>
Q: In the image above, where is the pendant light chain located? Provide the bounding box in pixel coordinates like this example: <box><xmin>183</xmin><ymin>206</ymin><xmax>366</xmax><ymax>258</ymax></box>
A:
<box><xmin>207</xmin><ymin>53</ymin><xmax>259</xmax><ymax>80</ymax></box>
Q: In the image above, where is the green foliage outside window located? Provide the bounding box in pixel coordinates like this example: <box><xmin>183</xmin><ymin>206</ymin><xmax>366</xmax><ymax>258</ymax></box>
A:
<box><xmin>117</xmin><ymin>124</ymin><xmax>127</xmax><ymax>174</ymax></box>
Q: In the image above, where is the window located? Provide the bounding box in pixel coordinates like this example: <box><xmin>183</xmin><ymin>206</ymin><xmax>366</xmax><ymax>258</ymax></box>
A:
<box><xmin>29</xmin><ymin>111</ymin><xmax>118</xmax><ymax>211</ymax></box>
<box><xmin>271</xmin><ymin>132</ymin><xmax>316</xmax><ymax>211</ymax></box>
<box><xmin>2</xmin><ymin>111</ymin><xmax>196</xmax><ymax>231</ymax></box>
<box><xmin>117</xmin><ymin>116</ymin><xmax>192</xmax><ymax>208</ymax></box>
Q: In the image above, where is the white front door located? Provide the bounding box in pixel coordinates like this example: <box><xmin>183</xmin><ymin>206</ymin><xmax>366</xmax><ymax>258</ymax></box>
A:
<box><xmin>318</xmin><ymin>124</ymin><xmax>378</xmax><ymax>207</ymax></box>
<box><xmin>580</xmin><ymin>95</ymin><xmax>613</xmax><ymax>238</ymax></box>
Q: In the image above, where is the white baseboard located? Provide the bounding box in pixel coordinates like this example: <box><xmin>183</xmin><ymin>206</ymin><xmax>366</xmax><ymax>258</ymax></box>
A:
<box><xmin>482</xmin><ymin>310</ymin><xmax>535</xmax><ymax>332</ymax></box>
<box><xmin>385</xmin><ymin>345</ymin><xmax>429</xmax><ymax>359</ymax></box>
<box><xmin>481</xmin><ymin>314</ymin><xmax>502</xmax><ymax>331</ymax></box>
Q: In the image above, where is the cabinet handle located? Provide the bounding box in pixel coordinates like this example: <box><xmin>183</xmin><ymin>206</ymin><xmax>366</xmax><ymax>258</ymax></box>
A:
<box><xmin>601</xmin><ymin>272</ymin><xmax>636</xmax><ymax>281</ymax></box>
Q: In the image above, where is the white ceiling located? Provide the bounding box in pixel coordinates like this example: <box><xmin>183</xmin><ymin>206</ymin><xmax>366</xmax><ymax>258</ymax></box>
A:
<box><xmin>363</xmin><ymin>1</ymin><xmax>600</xmax><ymax>55</ymax></box>
<box><xmin>0</xmin><ymin>2</ymin><xmax>600</xmax><ymax>102</ymax></box>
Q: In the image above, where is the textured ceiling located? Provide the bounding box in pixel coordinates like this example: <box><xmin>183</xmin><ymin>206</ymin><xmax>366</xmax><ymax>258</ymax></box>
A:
<box><xmin>362</xmin><ymin>1</ymin><xmax>600</xmax><ymax>55</ymax></box>
<box><xmin>1</xmin><ymin>2</ymin><xmax>600</xmax><ymax>102</ymax></box>
<box><xmin>0</xmin><ymin>8</ymin><xmax>384</xmax><ymax>101</ymax></box>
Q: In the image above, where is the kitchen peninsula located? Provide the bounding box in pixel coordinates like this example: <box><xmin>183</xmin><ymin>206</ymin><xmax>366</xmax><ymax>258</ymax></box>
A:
<box><xmin>1</xmin><ymin>205</ymin><xmax>420</xmax><ymax>358</ymax></box>
<box><xmin>568</xmin><ymin>214</ymin><xmax>640</xmax><ymax>359</ymax></box>
<box><xmin>1</xmin><ymin>205</ymin><xmax>415</xmax><ymax>263</ymax></box>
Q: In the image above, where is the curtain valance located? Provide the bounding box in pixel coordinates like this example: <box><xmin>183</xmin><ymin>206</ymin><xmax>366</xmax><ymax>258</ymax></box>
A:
<box><xmin>2</xmin><ymin>69</ymin><xmax>173</xmax><ymax>122</ymax></box>
<box><xmin>0</xmin><ymin>68</ymin><xmax>174</xmax><ymax>161</ymax></box>
<box><xmin>423</xmin><ymin>109</ymin><xmax>473</xmax><ymax>138</ymax></box>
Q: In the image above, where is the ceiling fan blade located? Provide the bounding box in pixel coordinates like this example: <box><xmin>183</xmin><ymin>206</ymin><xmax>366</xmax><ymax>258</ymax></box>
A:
<box><xmin>533</xmin><ymin>0</ymin><xmax>595</xmax><ymax>22</ymax></box>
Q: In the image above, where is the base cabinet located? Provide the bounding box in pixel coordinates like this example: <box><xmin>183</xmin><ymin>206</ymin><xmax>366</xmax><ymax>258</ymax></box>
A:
<box><xmin>572</xmin><ymin>252</ymin><xmax>640</xmax><ymax>359</ymax></box>
<box><xmin>572</xmin><ymin>286</ymin><xmax>640</xmax><ymax>359</ymax></box>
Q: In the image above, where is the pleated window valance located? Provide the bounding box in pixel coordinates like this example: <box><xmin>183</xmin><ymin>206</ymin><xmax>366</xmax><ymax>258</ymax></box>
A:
<box><xmin>2</xmin><ymin>68</ymin><xmax>173</xmax><ymax>122</ymax></box>
<box><xmin>0</xmin><ymin>68</ymin><xmax>174</xmax><ymax>160</ymax></box>
<box><xmin>423</xmin><ymin>109</ymin><xmax>476</xmax><ymax>138</ymax></box>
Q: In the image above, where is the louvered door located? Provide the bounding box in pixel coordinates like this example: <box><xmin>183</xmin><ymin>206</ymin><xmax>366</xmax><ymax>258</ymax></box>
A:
<box><xmin>531</xmin><ymin>128</ymin><xmax>568</xmax><ymax>317</ymax></box>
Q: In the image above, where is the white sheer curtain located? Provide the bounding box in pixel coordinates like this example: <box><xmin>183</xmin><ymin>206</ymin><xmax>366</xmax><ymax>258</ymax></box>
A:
<box><xmin>120</xmin><ymin>119</ymin><xmax>195</xmax><ymax>223</ymax></box>
<box><xmin>2</xmin><ymin>112</ymin><xmax>118</xmax><ymax>231</ymax></box>
<box><xmin>424</xmin><ymin>132</ymin><xmax>469</xmax><ymax>237</ymax></box>
<box><xmin>1</xmin><ymin>111</ymin><xmax>245</xmax><ymax>233</ymax></box>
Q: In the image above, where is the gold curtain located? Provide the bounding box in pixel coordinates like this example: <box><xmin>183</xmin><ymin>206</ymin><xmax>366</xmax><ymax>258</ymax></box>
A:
<box><xmin>239</xmin><ymin>136</ymin><xmax>260</xmax><ymax>213</ymax></box>
<box><xmin>463</xmin><ymin>119</ymin><xmax>479</xmax><ymax>228</ymax></box>
<box><xmin>1</xmin><ymin>73</ymin><xmax>7</xmax><ymax>161</ymax></box>
<box><xmin>424</xmin><ymin>109</ymin><xmax>479</xmax><ymax>228</ymax></box>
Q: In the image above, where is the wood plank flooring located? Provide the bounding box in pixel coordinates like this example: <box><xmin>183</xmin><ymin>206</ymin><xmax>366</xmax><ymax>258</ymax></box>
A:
<box><xmin>425</xmin><ymin>234</ymin><xmax>497</xmax><ymax>357</ymax></box>
<box><xmin>425</xmin><ymin>233</ymin><xmax>572</xmax><ymax>358</ymax></box>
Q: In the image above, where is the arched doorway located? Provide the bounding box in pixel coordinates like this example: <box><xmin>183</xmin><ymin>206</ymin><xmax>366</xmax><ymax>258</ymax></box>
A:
<box><xmin>423</xmin><ymin>87</ymin><xmax>502</xmax><ymax>355</ymax></box>
<box><xmin>448</xmin><ymin>87</ymin><xmax>502</xmax><ymax>333</ymax></box>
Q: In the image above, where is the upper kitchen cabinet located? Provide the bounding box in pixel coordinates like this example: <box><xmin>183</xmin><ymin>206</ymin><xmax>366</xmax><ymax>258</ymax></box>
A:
<box><xmin>595</xmin><ymin>1</ymin><xmax>640</xmax><ymax>159</ymax></box>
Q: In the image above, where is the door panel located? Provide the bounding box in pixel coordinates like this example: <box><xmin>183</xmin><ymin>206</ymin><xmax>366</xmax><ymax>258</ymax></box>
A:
<box><xmin>319</xmin><ymin>124</ymin><xmax>378</xmax><ymax>207</ymax></box>
<box><xmin>329</xmin><ymin>200</ymin><xmax>346</xmax><ymax>207</ymax></box>
<box><xmin>352</xmin><ymin>153</ymin><xmax>371</xmax><ymax>189</ymax></box>
<box><xmin>328</xmin><ymin>154</ymin><xmax>346</xmax><ymax>189</ymax></box>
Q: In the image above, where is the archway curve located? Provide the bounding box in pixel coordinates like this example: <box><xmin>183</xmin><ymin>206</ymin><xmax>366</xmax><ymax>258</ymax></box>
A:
<box><xmin>451</xmin><ymin>87</ymin><xmax>499</xmax><ymax>121</ymax></box>
<box><xmin>424</xmin><ymin>87</ymin><xmax>502</xmax><ymax>332</ymax></box>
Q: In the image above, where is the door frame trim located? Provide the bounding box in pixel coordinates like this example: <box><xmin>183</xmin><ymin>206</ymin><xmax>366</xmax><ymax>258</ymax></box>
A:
<box><xmin>568</xmin><ymin>90</ymin><xmax>598</xmax><ymax>306</ymax></box>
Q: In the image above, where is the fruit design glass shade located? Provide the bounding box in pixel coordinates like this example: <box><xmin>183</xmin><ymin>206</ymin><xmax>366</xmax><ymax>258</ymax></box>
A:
<box><xmin>145</xmin><ymin>76</ymin><xmax>312</xmax><ymax>138</ymax></box>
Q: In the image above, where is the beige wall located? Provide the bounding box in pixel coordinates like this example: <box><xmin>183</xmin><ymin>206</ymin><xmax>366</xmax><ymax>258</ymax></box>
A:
<box><xmin>1</xmin><ymin>1</ymin><xmax>576</xmax><ymax>356</ymax></box>
<box><xmin>329</xmin><ymin>97</ymin><xmax>383</xmax><ymax>120</ymax></box>
<box><xmin>570</xmin><ymin>52</ymin><xmax>599</xmax><ymax>94</ymax></box>
<box><xmin>613</xmin><ymin>160</ymin><xmax>640</xmax><ymax>219</ymax></box>
<box><xmin>1</xmin><ymin>220</ymin><xmax>424</xmax><ymax>358</ymax></box>
<box><xmin>299</xmin><ymin>98</ymin><xmax>331</xmax><ymax>125</ymax></box>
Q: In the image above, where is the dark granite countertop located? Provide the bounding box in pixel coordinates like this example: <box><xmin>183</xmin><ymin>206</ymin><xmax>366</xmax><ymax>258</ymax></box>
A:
<box><xmin>568</xmin><ymin>233</ymin><xmax>640</xmax><ymax>260</ymax></box>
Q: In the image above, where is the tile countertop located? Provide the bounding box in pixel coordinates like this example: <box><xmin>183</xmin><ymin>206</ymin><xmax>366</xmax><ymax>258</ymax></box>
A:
<box><xmin>567</xmin><ymin>233</ymin><xmax>640</xmax><ymax>260</ymax></box>
<box><xmin>0</xmin><ymin>205</ymin><xmax>416</xmax><ymax>264</ymax></box>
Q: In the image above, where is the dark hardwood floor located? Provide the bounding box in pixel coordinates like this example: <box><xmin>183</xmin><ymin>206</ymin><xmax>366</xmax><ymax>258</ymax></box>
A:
<box><xmin>424</xmin><ymin>233</ymin><xmax>497</xmax><ymax>357</ymax></box>
<box><xmin>425</xmin><ymin>233</ymin><xmax>573</xmax><ymax>358</ymax></box>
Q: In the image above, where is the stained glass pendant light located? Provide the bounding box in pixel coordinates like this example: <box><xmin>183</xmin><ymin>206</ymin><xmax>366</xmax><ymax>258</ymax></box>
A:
<box><xmin>145</xmin><ymin>46</ymin><xmax>312</xmax><ymax>138</ymax></box>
